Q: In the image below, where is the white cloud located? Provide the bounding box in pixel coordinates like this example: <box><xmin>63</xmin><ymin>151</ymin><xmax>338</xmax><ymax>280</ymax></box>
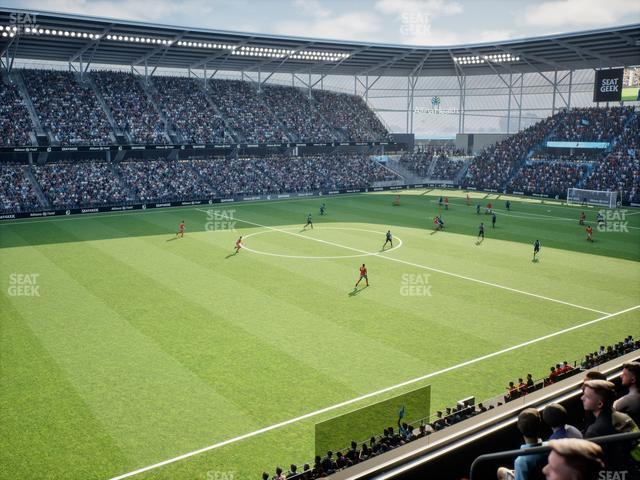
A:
<box><xmin>293</xmin><ymin>0</ymin><xmax>331</xmax><ymax>18</ymax></box>
<box><xmin>375</xmin><ymin>0</ymin><xmax>462</xmax><ymax>16</ymax></box>
<box><xmin>522</xmin><ymin>0</ymin><xmax>640</xmax><ymax>28</ymax></box>
<box><xmin>274</xmin><ymin>11</ymin><xmax>383</xmax><ymax>42</ymax></box>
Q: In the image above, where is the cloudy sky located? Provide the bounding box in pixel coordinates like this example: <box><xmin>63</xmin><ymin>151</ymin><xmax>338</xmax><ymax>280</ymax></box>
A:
<box><xmin>1</xmin><ymin>0</ymin><xmax>639</xmax><ymax>45</ymax></box>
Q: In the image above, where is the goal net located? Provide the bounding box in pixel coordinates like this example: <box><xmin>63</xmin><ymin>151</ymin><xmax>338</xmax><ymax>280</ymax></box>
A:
<box><xmin>567</xmin><ymin>188</ymin><xmax>617</xmax><ymax>208</ymax></box>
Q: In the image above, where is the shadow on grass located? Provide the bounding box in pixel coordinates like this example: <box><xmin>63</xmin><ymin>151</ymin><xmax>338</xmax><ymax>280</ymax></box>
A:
<box><xmin>348</xmin><ymin>285</ymin><xmax>369</xmax><ymax>297</ymax></box>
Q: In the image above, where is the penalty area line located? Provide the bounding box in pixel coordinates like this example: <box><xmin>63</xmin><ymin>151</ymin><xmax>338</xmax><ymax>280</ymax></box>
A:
<box><xmin>108</xmin><ymin>304</ymin><xmax>640</xmax><ymax>480</ymax></box>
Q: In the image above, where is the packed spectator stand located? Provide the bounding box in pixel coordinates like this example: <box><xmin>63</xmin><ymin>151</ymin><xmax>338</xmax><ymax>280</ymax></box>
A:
<box><xmin>150</xmin><ymin>76</ymin><xmax>231</xmax><ymax>144</ymax></box>
<box><xmin>91</xmin><ymin>71</ymin><xmax>168</xmax><ymax>145</ymax></box>
<box><xmin>22</xmin><ymin>69</ymin><xmax>113</xmax><ymax>145</ymax></box>
<box><xmin>0</xmin><ymin>154</ymin><xmax>398</xmax><ymax>213</ymax></box>
<box><xmin>312</xmin><ymin>90</ymin><xmax>389</xmax><ymax>142</ymax></box>
<box><xmin>0</xmin><ymin>163</ymin><xmax>41</xmax><ymax>213</ymax></box>
<box><xmin>208</xmin><ymin>79</ymin><xmax>289</xmax><ymax>144</ymax></box>
<box><xmin>0</xmin><ymin>78</ymin><xmax>34</xmax><ymax>146</ymax></box>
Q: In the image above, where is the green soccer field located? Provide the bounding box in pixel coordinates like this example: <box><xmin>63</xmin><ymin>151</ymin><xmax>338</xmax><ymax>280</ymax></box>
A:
<box><xmin>1</xmin><ymin>189</ymin><xmax>639</xmax><ymax>480</ymax></box>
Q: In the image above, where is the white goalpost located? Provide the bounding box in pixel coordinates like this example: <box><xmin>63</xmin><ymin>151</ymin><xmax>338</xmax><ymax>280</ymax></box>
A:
<box><xmin>567</xmin><ymin>188</ymin><xmax>618</xmax><ymax>208</ymax></box>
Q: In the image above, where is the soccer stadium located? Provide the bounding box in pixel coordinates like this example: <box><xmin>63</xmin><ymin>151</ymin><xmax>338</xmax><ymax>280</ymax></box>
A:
<box><xmin>0</xmin><ymin>2</ymin><xmax>639</xmax><ymax>479</ymax></box>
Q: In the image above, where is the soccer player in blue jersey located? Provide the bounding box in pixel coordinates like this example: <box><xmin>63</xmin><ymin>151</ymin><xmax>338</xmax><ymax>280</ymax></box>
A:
<box><xmin>382</xmin><ymin>230</ymin><xmax>393</xmax><ymax>250</ymax></box>
<box><xmin>533</xmin><ymin>239</ymin><xmax>540</xmax><ymax>260</ymax></box>
<box><xmin>303</xmin><ymin>213</ymin><xmax>313</xmax><ymax>230</ymax></box>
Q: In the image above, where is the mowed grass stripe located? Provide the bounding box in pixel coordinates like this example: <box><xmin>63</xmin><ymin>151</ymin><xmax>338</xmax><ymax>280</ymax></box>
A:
<box><xmin>0</xmin><ymin>227</ymin><xmax>260</xmax><ymax>466</ymax></box>
<box><xmin>123</xmin><ymin>309</ymin><xmax>640</xmax><ymax>480</ymax></box>
<box><xmin>71</xmin><ymin>216</ymin><xmax>433</xmax><ymax>394</ymax></box>
<box><xmin>125</xmin><ymin>209</ymin><xmax>591</xmax><ymax>369</ymax></box>
<box><xmin>0</xmin><ymin>299</ymin><xmax>130</xmax><ymax>480</ymax></box>
<box><xmin>48</xmin><ymin>216</ymin><xmax>364</xmax><ymax>417</ymax></box>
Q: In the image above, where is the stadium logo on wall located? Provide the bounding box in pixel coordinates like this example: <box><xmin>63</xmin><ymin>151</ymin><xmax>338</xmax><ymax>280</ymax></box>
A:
<box><xmin>65</xmin><ymin>210</ymin><xmax>70</xmax><ymax>215</ymax></box>
<box><xmin>415</xmin><ymin>98</ymin><xmax>460</xmax><ymax>115</ymax></box>
<box><xmin>593</xmin><ymin>68</ymin><xmax>624</xmax><ymax>102</ymax></box>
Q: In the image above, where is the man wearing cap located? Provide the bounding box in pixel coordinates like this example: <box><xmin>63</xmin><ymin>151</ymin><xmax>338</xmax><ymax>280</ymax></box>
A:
<box><xmin>613</xmin><ymin>362</ymin><xmax>640</xmax><ymax>426</ymax></box>
<box><xmin>542</xmin><ymin>438</ymin><xmax>604</xmax><ymax>480</ymax></box>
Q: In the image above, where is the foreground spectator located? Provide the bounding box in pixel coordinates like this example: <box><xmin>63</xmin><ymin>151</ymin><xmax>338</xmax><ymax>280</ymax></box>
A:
<box><xmin>497</xmin><ymin>408</ymin><xmax>546</xmax><ymax>480</ymax></box>
<box><xmin>542</xmin><ymin>404</ymin><xmax>583</xmax><ymax>440</ymax></box>
<box><xmin>581</xmin><ymin>380</ymin><xmax>638</xmax><ymax>472</ymax></box>
<box><xmin>613</xmin><ymin>362</ymin><xmax>640</xmax><ymax>427</ymax></box>
<box><xmin>542</xmin><ymin>439</ymin><xmax>604</xmax><ymax>480</ymax></box>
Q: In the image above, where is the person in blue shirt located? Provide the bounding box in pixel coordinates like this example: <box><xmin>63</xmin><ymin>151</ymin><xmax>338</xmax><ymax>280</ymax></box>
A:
<box><xmin>497</xmin><ymin>408</ymin><xmax>546</xmax><ymax>480</ymax></box>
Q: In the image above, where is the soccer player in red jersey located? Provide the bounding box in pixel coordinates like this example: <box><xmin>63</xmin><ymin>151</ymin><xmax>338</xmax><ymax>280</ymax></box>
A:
<box><xmin>586</xmin><ymin>225</ymin><xmax>593</xmax><ymax>242</ymax></box>
<box><xmin>355</xmin><ymin>264</ymin><xmax>369</xmax><ymax>287</ymax></box>
<box><xmin>235</xmin><ymin>236</ymin><xmax>243</xmax><ymax>253</ymax></box>
<box><xmin>579</xmin><ymin>211</ymin><xmax>586</xmax><ymax>225</ymax></box>
<box><xmin>466</xmin><ymin>193</ymin><xmax>470</xmax><ymax>206</ymax></box>
<box><xmin>444</xmin><ymin>196</ymin><xmax>449</xmax><ymax>210</ymax></box>
<box><xmin>177</xmin><ymin>220</ymin><xmax>185</xmax><ymax>238</ymax></box>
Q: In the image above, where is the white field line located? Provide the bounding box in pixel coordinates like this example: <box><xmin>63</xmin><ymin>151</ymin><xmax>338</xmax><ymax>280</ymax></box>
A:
<box><xmin>108</xmin><ymin>304</ymin><xmax>640</xmax><ymax>480</ymax></box>
<box><xmin>429</xmin><ymin>199</ymin><xmax>640</xmax><ymax>229</ymax></box>
<box><xmin>0</xmin><ymin>193</ymin><xmax>367</xmax><ymax>226</ymax></box>
<box><xmin>201</xmin><ymin>210</ymin><xmax>610</xmax><ymax>315</ymax></box>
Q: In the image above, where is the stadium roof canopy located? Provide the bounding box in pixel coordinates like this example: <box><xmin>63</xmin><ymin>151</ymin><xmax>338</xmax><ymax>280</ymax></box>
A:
<box><xmin>1</xmin><ymin>8</ymin><xmax>639</xmax><ymax>77</ymax></box>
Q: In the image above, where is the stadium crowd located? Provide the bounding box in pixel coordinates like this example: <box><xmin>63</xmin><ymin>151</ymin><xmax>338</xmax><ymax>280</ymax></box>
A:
<box><xmin>190</xmin><ymin>153</ymin><xmax>397</xmax><ymax>197</ymax></box>
<box><xmin>3</xmin><ymin>154</ymin><xmax>396</xmax><ymax>210</ymax></box>
<box><xmin>0</xmin><ymin>163</ymin><xmax>42</xmax><ymax>213</ymax></box>
<box><xmin>399</xmin><ymin>151</ymin><xmax>434</xmax><ymax>177</ymax></box>
<box><xmin>208</xmin><ymin>79</ymin><xmax>289</xmax><ymax>144</ymax></box>
<box><xmin>584</xmin><ymin>113</ymin><xmax>640</xmax><ymax>204</ymax></box>
<box><xmin>465</xmin><ymin>114</ymin><xmax>565</xmax><ymax>190</ymax></box>
<box><xmin>34</xmin><ymin>161</ymin><xmax>133</xmax><ymax>208</ymax></box>
<box><xmin>508</xmin><ymin>161</ymin><xmax>590</xmax><ymax>198</ymax></box>
<box><xmin>549</xmin><ymin>106</ymin><xmax>636</xmax><ymax>142</ymax></box>
<box><xmin>117</xmin><ymin>159</ymin><xmax>214</xmax><ymax>202</ymax></box>
<box><xmin>22</xmin><ymin>69</ymin><xmax>113</xmax><ymax>145</ymax></box>
<box><xmin>261</xmin><ymin>84</ymin><xmax>339</xmax><ymax>142</ymax></box>
<box><xmin>312</xmin><ymin>90</ymin><xmax>389</xmax><ymax>142</ymax></box>
<box><xmin>264</xmin><ymin>336</ymin><xmax>640</xmax><ymax>479</ymax></box>
<box><xmin>151</xmin><ymin>76</ymin><xmax>230</xmax><ymax>144</ymax></box>
<box><xmin>91</xmin><ymin>71</ymin><xmax>168</xmax><ymax>144</ymax></box>
<box><xmin>0</xmin><ymin>80</ymin><xmax>34</xmax><ymax>146</ymax></box>
<box><xmin>430</xmin><ymin>156</ymin><xmax>465</xmax><ymax>180</ymax></box>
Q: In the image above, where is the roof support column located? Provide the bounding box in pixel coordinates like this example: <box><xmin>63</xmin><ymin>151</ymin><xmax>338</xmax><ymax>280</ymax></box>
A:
<box><xmin>551</xmin><ymin>70</ymin><xmax>558</xmax><ymax>115</ymax></box>
<box><xmin>406</xmin><ymin>76</ymin><xmax>410</xmax><ymax>134</ymax></box>
<box><xmin>204</xmin><ymin>63</ymin><xmax>207</xmax><ymax>91</ymax></box>
<box><xmin>308</xmin><ymin>71</ymin><xmax>312</xmax><ymax>99</ymax></box>
<box><xmin>568</xmin><ymin>70</ymin><xmax>573</xmax><ymax>108</ymax></box>
<box><xmin>518</xmin><ymin>73</ymin><xmax>524</xmax><ymax>131</ymax></box>
<box><xmin>507</xmin><ymin>72</ymin><xmax>513</xmax><ymax>133</ymax></box>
